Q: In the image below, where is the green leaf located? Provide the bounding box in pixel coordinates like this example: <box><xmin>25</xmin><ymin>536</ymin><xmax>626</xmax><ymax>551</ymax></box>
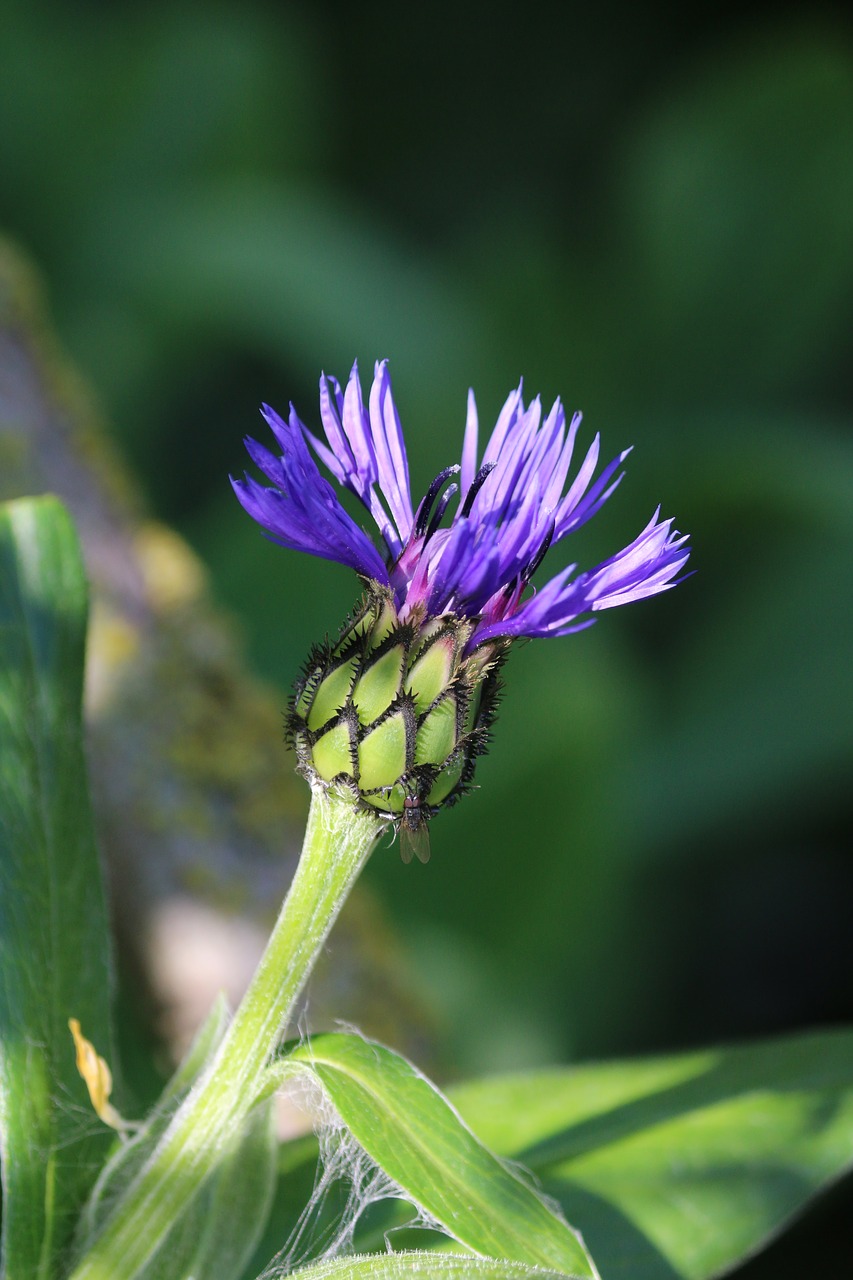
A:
<box><xmin>80</xmin><ymin>999</ymin><xmax>276</xmax><ymax>1280</ymax></box>
<box><xmin>0</xmin><ymin>496</ymin><xmax>114</xmax><ymax>1279</ymax></box>
<box><xmin>130</xmin><ymin>1096</ymin><xmax>277</xmax><ymax>1280</ymax></box>
<box><xmin>76</xmin><ymin>993</ymin><xmax>230</xmax><ymax>1252</ymax></box>
<box><xmin>288</xmin><ymin>1253</ymin><xmax>570</xmax><ymax>1279</ymax></box>
<box><xmin>159</xmin><ymin>991</ymin><xmax>230</xmax><ymax>1107</ymax></box>
<box><xmin>183</xmin><ymin>1095</ymin><xmax>277</xmax><ymax>1280</ymax></box>
<box><xmin>449</xmin><ymin>1030</ymin><xmax>853</xmax><ymax>1280</ymax></box>
<box><xmin>238</xmin><ymin>1131</ymin><xmax>321</xmax><ymax>1276</ymax></box>
<box><xmin>282</xmin><ymin>1034</ymin><xmax>597</xmax><ymax>1277</ymax></box>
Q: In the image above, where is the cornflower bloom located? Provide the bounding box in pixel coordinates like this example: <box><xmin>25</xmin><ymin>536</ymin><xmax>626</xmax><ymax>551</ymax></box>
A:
<box><xmin>233</xmin><ymin>360</ymin><xmax>690</xmax><ymax>860</ymax></box>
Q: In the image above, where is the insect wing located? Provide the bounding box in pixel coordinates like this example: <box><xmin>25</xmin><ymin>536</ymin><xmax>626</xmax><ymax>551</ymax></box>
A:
<box><xmin>400</xmin><ymin>820</ymin><xmax>431</xmax><ymax>865</ymax></box>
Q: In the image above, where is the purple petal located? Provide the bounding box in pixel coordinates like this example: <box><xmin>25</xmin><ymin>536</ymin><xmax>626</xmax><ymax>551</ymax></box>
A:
<box><xmin>554</xmin><ymin>440</ymin><xmax>631</xmax><ymax>539</ymax></box>
<box><xmin>302</xmin><ymin>424</ymin><xmax>347</xmax><ymax>486</ymax></box>
<box><xmin>420</xmin><ymin>517</ymin><xmax>504</xmax><ymax>615</ymax></box>
<box><xmin>475</xmin><ymin>395</ymin><xmax>541</xmax><ymax>521</ymax></box>
<box><xmin>481</xmin><ymin>383</ymin><xmax>524</xmax><ymax>468</ymax></box>
<box><xmin>243</xmin><ymin>435</ymin><xmax>286</xmax><ymax>487</ymax></box>
<box><xmin>471</xmin><ymin>564</ymin><xmax>588</xmax><ymax>643</ymax></box>
<box><xmin>584</xmin><ymin>510</ymin><xmax>692</xmax><ymax>610</ymax></box>
<box><xmin>318</xmin><ymin>373</ymin><xmax>355</xmax><ymax>479</ymax></box>
<box><xmin>233</xmin><ymin>405</ymin><xmax>390</xmax><ymax>583</ymax></box>
<box><xmin>471</xmin><ymin>508</ymin><xmax>691</xmax><ymax>643</ymax></box>
<box><xmin>541</xmin><ymin>409</ymin><xmax>581</xmax><ymax>509</ymax></box>
<box><xmin>460</xmin><ymin>389</ymin><xmax>479</xmax><ymax>497</ymax></box>
<box><xmin>302</xmin><ymin>362</ymin><xmax>415</xmax><ymax>558</ymax></box>
<box><xmin>341</xmin><ymin>361</ymin><xmax>378</xmax><ymax>483</ymax></box>
<box><xmin>368</xmin><ymin>360</ymin><xmax>415</xmax><ymax>545</ymax></box>
<box><xmin>234</xmin><ymin>364</ymin><xmax>692</xmax><ymax>643</ymax></box>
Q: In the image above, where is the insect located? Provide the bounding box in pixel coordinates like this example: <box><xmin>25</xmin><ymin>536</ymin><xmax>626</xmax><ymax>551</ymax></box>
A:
<box><xmin>399</xmin><ymin>793</ymin><xmax>431</xmax><ymax>865</ymax></box>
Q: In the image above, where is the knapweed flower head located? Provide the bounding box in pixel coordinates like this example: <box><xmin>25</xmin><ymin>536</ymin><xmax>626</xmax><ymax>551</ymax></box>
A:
<box><xmin>233</xmin><ymin>361</ymin><xmax>690</xmax><ymax>858</ymax></box>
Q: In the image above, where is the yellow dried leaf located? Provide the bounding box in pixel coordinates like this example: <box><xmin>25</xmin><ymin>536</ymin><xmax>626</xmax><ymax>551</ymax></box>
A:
<box><xmin>68</xmin><ymin>1017</ymin><xmax>126</xmax><ymax>1131</ymax></box>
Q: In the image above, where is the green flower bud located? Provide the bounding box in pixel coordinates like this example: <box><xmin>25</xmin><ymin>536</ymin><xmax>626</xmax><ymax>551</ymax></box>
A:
<box><xmin>289</xmin><ymin>589</ymin><xmax>507</xmax><ymax>855</ymax></box>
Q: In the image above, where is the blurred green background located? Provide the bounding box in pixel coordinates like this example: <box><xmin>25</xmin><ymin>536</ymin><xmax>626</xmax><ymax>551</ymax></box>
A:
<box><xmin>3</xmin><ymin>0</ymin><xmax>852</xmax><ymax>1149</ymax></box>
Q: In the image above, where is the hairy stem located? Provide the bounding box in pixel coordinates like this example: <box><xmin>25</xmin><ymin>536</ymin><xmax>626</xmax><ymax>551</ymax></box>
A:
<box><xmin>67</xmin><ymin>786</ymin><xmax>384</xmax><ymax>1280</ymax></box>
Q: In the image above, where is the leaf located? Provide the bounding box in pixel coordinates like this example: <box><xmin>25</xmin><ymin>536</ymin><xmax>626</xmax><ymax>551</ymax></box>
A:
<box><xmin>78</xmin><ymin>998</ymin><xmax>276</xmax><ymax>1280</ymax></box>
<box><xmin>239</xmin><ymin>1131</ymin><xmax>322</xmax><ymax>1276</ymax></box>
<box><xmin>130</xmin><ymin>1096</ymin><xmax>277</xmax><ymax>1280</ymax></box>
<box><xmin>183</xmin><ymin>1094</ymin><xmax>278</xmax><ymax>1280</ymax></box>
<box><xmin>449</xmin><ymin>1029</ymin><xmax>853</xmax><ymax>1280</ymax></box>
<box><xmin>282</xmin><ymin>1034</ymin><xmax>597</xmax><ymax>1278</ymax></box>
<box><xmin>75</xmin><ymin>992</ymin><xmax>230</xmax><ymax>1253</ymax></box>
<box><xmin>159</xmin><ymin>990</ymin><xmax>230</xmax><ymax>1107</ymax></box>
<box><xmin>288</xmin><ymin>1252</ymin><xmax>570</xmax><ymax>1279</ymax></box>
<box><xmin>0</xmin><ymin>495</ymin><xmax>114</xmax><ymax>1279</ymax></box>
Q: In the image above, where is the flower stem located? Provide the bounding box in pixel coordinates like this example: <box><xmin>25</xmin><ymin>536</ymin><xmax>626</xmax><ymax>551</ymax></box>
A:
<box><xmin>68</xmin><ymin>786</ymin><xmax>384</xmax><ymax>1280</ymax></box>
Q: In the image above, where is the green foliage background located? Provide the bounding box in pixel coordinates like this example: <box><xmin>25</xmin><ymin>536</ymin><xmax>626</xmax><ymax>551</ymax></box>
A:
<box><xmin>1</xmin><ymin>1</ymin><xmax>851</xmax><ymax>1270</ymax></box>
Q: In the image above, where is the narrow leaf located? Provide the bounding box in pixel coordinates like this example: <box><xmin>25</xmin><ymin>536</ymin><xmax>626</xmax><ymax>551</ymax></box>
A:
<box><xmin>450</xmin><ymin>1029</ymin><xmax>853</xmax><ymax>1280</ymax></box>
<box><xmin>76</xmin><ymin>992</ymin><xmax>230</xmax><ymax>1252</ymax></box>
<box><xmin>128</xmin><ymin>1096</ymin><xmax>277</xmax><ymax>1280</ymax></box>
<box><xmin>184</xmin><ymin>1095</ymin><xmax>278</xmax><ymax>1280</ymax></box>
<box><xmin>80</xmin><ymin>1010</ymin><xmax>274</xmax><ymax>1280</ymax></box>
<box><xmin>160</xmin><ymin>990</ymin><xmax>230</xmax><ymax>1106</ymax></box>
<box><xmin>288</xmin><ymin>1253</ymin><xmax>570</xmax><ymax>1279</ymax></box>
<box><xmin>0</xmin><ymin>496</ymin><xmax>114</xmax><ymax>1279</ymax></box>
<box><xmin>283</xmin><ymin>1034</ymin><xmax>597</xmax><ymax>1277</ymax></box>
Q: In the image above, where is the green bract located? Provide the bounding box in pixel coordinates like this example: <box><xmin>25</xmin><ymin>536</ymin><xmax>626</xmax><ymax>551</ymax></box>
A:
<box><xmin>290</xmin><ymin>590</ymin><xmax>506</xmax><ymax>823</ymax></box>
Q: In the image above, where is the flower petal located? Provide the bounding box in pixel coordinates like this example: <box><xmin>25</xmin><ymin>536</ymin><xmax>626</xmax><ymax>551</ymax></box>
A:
<box><xmin>368</xmin><ymin>360</ymin><xmax>415</xmax><ymax>545</ymax></box>
<box><xmin>460</xmin><ymin>388</ymin><xmax>480</xmax><ymax>498</ymax></box>
<box><xmin>302</xmin><ymin>362</ymin><xmax>414</xmax><ymax>558</ymax></box>
<box><xmin>233</xmin><ymin>363</ymin><xmax>691</xmax><ymax>644</ymax></box>
<box><xmin>584</xmin><ymin>509</ymin><xmax>692</xmax><ymax>610</ymax></box>
<box><xmin>472</xmin><ymin>510</ymin><xmax>690</xmax><ymax>642</ymax></box>
<box><xmin>233</xmin><ymin>405</ymin><xmax>390</xmax><ymax>582</ymax></box>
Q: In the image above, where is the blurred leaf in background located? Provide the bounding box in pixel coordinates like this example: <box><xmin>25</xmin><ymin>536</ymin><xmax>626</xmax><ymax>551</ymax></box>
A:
<box><xmin>1</xmin><ymin>10</ymin><xmax>852</xmax><ymax>1273</ymax></box>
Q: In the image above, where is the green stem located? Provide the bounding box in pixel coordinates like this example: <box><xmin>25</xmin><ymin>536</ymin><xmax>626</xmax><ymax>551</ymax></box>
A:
<box><xmin>67</xmin><ymin>786</ymin><xmax>383</xmax><ymax>1280</ymax></box>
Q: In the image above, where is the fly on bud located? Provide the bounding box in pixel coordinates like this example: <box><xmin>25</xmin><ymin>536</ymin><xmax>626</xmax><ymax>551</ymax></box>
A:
<box><xmin>232</xmin><ymin>360</ymin><xmax>691</xmax><ymax>856</ymax></box>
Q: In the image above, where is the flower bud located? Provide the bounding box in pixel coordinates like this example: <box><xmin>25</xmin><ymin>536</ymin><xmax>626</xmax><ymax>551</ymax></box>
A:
<box><xmin>289</xmin><ymin>589</ymin><xmax>506</xmax><ymax>828</ymax></box>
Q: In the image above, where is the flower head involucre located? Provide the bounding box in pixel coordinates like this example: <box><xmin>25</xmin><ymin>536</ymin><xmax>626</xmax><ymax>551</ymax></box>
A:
<box><xmin>232</xmin><ymin>361</ymin><xmax>691</xmax><ymax>848</ymax></box>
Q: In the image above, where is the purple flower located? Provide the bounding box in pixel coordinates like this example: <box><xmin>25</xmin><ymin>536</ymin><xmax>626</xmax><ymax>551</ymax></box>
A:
<box><xmin>232</xmin><ymin>360</ymin><xmax>690</xmax><ymax>648</ymax></box>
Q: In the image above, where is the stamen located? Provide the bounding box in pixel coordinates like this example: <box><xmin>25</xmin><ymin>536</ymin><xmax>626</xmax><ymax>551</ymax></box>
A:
<box><xmin>414</xmin><ymin>465</ymin><xmax>460</xmax><ymax>537</ymax></box>
<box><xmin>460</xmin><ymin>462</ymin><xmax>496</xmax><ymax>517</ymax></box>
<box><xmin>522</xmin><ymin>520</ymin><xmax>555</xmax><ymax>584</ymax></box>
<box><xmin>425</xmin><ymin>483</ymin><xmax>459</xmax><ymax>542</ymax></box>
